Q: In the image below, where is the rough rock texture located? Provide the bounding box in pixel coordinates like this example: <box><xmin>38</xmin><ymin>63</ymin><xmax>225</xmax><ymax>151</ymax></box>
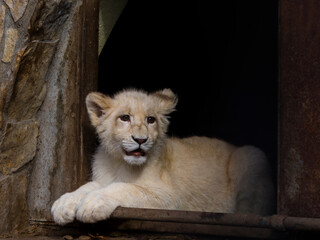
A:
<box><xmin>0</xmin><ymin>5</ymin><xmax>5</xmax><ymax>45</ymax></box>
<box><xmin>4</xmin><ymin>0</ymin><xmax>29</xmax><ymax>22</ymax></box>
<box><xmin>2</xmin><ymin>27</ymin><xmax>18</xmax><ymax>62</ymax></box>
<box><xmin>0</xmin><ymin>168</ymin><xmax>29</xmax><ymax>236</ymax></box>
<box><xmin>7</xmin><ymin>41</ymin><xmax>54</xmax><ymax>121</ymax></box>
<box><xmin>0</xmin><ymin>121</ymin><xmax>38</xmax><ymax>175</ymax></box>
<box><xmin>0</xmin><ymin>0</ymin><xmax>40</xmax><ymax>236</ymax></box>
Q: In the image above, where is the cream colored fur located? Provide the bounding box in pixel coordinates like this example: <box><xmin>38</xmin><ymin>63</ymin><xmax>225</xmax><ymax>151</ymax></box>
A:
<box><xmin>51</xmin><ymin>89</ymin><xmax>274</xmax><ymax>225</ymax></box>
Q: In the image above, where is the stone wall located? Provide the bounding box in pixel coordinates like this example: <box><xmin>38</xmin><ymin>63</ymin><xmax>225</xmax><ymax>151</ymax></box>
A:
<box><xmin>0</xmin><ymin>0</ymin><xmax>96</xmax><ymax>236</ymax></box>
<box><xmin>0</xmin><ymin>0</ymin><xmax>129</xmax><ymax>236</ymax></box>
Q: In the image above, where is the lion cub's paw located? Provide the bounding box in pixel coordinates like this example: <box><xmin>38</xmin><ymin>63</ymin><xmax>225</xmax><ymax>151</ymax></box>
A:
<box><xmin>51</xmin><ymin>192</ymin><xmax>83</xmax><ymax>225</ymax></box>
<box><xmin>76</xmin><ymin>191</ymin><xmax>119</xmax><ymax>223</ymax></box>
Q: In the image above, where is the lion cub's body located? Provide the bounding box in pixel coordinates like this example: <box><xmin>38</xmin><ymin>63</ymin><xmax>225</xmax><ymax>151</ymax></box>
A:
<box><xmin>52</xmin><ymin>89</ymin><xmax>274</xmax><ymax>225</ymax></box>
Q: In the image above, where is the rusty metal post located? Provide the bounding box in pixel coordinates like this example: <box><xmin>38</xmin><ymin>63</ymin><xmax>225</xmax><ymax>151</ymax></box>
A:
<box><xmin>279</xmin><ymin>0</ymin><xmax>320</xmax><ymax>217</ymax></box>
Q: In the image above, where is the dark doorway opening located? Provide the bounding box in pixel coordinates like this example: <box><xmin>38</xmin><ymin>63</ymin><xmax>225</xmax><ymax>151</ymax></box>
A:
<box><xmin>98</xmin><ymin>0</ymin><xmax>278</xmax><ymax>171</ymax></box>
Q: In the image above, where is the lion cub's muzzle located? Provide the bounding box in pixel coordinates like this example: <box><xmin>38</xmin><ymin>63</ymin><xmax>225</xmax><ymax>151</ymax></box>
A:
<box><xmin>122</xmin><ymin>136</ymin><xmax>151</xmax><ymax>165</ymax></box>
<box><xmin>125</xmin><ymin>136</ymin><xmax>148</xmax><ymax>157</ymax></box>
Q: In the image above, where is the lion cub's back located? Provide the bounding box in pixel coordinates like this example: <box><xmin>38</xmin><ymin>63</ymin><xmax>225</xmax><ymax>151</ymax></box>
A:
<box><xmin>165</xmin><ymin>136</ymin><xmax>274</xmax><ymax>214</ymax></box>
<box><xmin>166</xmin><ymin>137</ymin><xmax>235</xmax><ymax>183</ymax></box>
<box><xmin>164</xmin><ymin>136</ymin><xmax>236</xmax><ymax>211</ymax></box>
<box><xmin>167</xmin><ymin>136</ymin><xmax>236</xmax><ymax>167</ymax></box>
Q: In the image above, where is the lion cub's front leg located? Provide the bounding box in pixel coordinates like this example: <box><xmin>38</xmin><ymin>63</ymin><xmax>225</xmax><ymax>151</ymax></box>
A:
<box><xmin>51</xmin><ymin>181</ymin><xmax>101</xmax><ymax>225</ymax></box>
<box><xmin>76</xmin><ymin>182</ymin><xmax>171</xmax><ymax>223</ymax></box>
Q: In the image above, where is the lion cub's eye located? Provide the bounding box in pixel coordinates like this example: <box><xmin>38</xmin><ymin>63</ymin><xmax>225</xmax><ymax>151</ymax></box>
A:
<box><xmin>119</xmin><ymin>115</ymin><xmax>131</xmax><ymax>122</ymax></box>
<box><xmin>147</xmin><ymin>116</ymin><xmax>156</xmax><ymax>124</ymax></box>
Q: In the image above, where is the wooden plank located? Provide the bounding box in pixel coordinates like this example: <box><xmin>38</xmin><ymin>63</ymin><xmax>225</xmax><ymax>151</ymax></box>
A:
<box><xmin>27</xmin><ymin>0</ymin><xmax>99</xmax><ymax>224</ymax></box>
<box><xmin>27</xmin><ymin>0</ymin><xmax>88</xmax><ymax>222</ymax></box>
<box><xmin>79</xmin><ymin>0</ymin><xmax>99</xmax><ymax>185</ymax></box>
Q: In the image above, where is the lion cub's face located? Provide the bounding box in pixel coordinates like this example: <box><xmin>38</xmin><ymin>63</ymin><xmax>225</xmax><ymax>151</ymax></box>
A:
<box><xmin>86</xmin><ymin>89</ymin><xmax>177</xmax><ymax>165</ymax></box>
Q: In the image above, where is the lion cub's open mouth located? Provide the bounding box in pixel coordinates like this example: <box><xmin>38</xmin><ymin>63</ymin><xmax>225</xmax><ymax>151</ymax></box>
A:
<box><xmin>125</xmin><ymin>148</ymin><xmax>146</xmax><ymax>157</ymax></box>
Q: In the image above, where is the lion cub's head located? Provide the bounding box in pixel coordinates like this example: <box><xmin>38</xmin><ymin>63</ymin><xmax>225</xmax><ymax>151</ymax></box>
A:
<box><xmin>86</xmin><ymin>89</ymin><xmax>177</xmax><ymax>165</ymax></box>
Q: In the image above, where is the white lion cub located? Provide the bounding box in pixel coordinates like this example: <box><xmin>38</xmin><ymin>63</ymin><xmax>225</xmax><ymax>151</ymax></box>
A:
<box><xmin>52</xmin><ymin>89</ymin><xmax>274</xmax><ymax>225</ymax></box>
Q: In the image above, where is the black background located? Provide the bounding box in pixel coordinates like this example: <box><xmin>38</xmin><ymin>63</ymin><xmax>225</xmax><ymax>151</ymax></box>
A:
<box><xmin>98</xmin><ymin>0</ymin><xmax>278</xmax><ymax>171</ymax></box>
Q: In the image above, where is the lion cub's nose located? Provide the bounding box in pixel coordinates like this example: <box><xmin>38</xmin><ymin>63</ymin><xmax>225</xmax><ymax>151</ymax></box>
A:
<box><xmin>132</xmin><ymin>136</ymin><xmax>148</xmax><ymax>145</ymax></box>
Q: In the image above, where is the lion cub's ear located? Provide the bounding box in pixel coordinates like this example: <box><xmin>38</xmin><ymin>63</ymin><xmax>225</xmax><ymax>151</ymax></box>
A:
<box><xmin>86</xmin><ymin>92</ymin><xmax>113</xmax><ymax>127</ymax></box>
<box><xmin>152</xmin><ymin>89</ymin><xmax>178</xmax><ymax>114</ymax></box>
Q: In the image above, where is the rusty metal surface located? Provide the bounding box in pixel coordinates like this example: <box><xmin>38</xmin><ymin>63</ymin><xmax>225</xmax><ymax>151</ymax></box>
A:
<box><xmin>111</xmin><ymin>207</ymin><xmax>320</xmax><ymax>232</ymax></box>
<box><xmin>279</xmin><ymin>0</ymin><xmax>320</xmax><ymax>217</ymax></box>
<box><xmin>111</xmin><ymin>207</ymin><xmax>272</xmax><ymax>228</ymax></box>
<box><xmin>115</xmin><ymin>220</ymin><xmax>279</xmax><ymax>239</ymax></box>
<box><xmin>29</xmin><ymin>207</ymin><xmax>320</xmax><ymax>238</ymax></box>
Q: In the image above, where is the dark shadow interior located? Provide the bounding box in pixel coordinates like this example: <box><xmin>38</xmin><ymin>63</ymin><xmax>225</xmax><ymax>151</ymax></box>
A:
<box><xmin>98</xmin><ymin>0</ymin><xmax>278</xmax><ymax>173</ymax></box>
